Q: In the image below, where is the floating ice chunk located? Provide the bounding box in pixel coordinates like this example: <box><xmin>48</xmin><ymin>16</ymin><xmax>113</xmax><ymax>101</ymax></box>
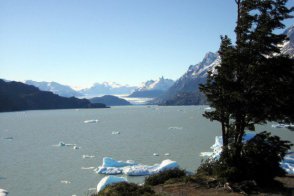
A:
<box><xmin>81</xmin><ymin>166</ymin><xmax>95</xmax><ymax>170</ymax></box>
<box><xmin>154</xmin><ymin>159</ymin><xmax>179</xmax><ymax>172</ymax></box>
<box><xmin>97</xmin><ymin>167</ymin><xmax>123</xmax><ymax>175</ymax></box>
<box><xmin>111</xmin><ymin>131</ymin><xmax>120</xmax><ymax>135</ymax></box>
<box><xmin>96</xmin><ymin>176</ymin><xmax>127</xmax><ymax>193</ymax></box>
<box><xmin>58</xmin><ymin>142</ymin><xmax>66</xmax><ymax>147</ymax></box>
<box><xmin>3</xmin><ymin>137</ymin><xmax>13</xmax><ymax>140</ymax></box>
<box><xmin>153</xmin><ymin>153</ymin><xmax>159</xmax><ymax>156</ymax></box>
<box><xmin>72</xmin><ymin>146</ymin><xmax>80</xmax><ymax>150</ymax></box>
<box><xmin>101</xmin><ymin>157</ymin><xmax>137</xmax><ymax>168</ymax></box>
<box><xmin>164</xmin><ymin>153</ymin><xmax>170</xmax><ymax>156</ymax></box>
<box><xmin>200</xmin><ymin>152</ymin><xmax>214</xmax><ymax>157</ymax></box>
<box><xmin>97</xmin><ymin>157</ymin><xmax>179</xmax><ymax>176</ymax></box>
<box><xmin>0</xmin><ymin>189</ymin><xmax>8</xmax><ymax>196</ymax></box>
<box><xmin>204</xmin><ymin>107</ymin><xmax>212</xmax><ymax>110</ymax></box>
<box><xmin>61</xmin><ymin>180</ymin><xmax>71</xmax><ymax>184</ymax></box>
<box><xmin>82</xmin><ymin>155</ymin><xmax>95</xmax><ymax>159</ymax></box>
<box><xmin>272</xmin><ymin>123</ymin><xmax>294</xmax><ymax>128</ymax></box>
<box><xmin>280</xmin><ymin>152</ymin><xmax>294</xmax><ymax>174</ymax></box>
<box><xmin>84</xmin><ymin>119</ymin><xmax>99</xmax><ymax>123</ymax></box>
<box><xmin>57</xmin><ymin>142</ymin><xmax>76</xmax><ymax>147</ymax></box>
<box><xmin>168</xmin><ymin>127</ymin><xmax>183</xmax><ymax>130</ymax></box>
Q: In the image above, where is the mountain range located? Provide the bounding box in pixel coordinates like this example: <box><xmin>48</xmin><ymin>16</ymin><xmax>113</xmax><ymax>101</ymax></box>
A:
<box><xmin>0</xmin><ymin>80</ymin><xmax>106</xmax><ymax>112</ymax></box>
<box><xmin>25</xmin><ymin>80</ymin><xmax>82</xmax><ymax>98</ymax></box>
<box><xmin>129</xmin><ymin>77</ymin><xmax>174</xmax><ymax>98</ymax></box>
<box><xmin>153</xmin><ymin>24</ymin><xmax>294</xmax><ymax>105</ymax></box>
<box><xmin>79</xmin><ymin>82</ymin><xmax>136</xmax><ymax>98</ymax></box>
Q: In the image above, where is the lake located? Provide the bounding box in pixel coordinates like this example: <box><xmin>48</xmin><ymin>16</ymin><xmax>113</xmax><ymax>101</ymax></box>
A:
<box><xmin>0</xmin><ymin>106</ymin><xmax>293</xmax><ymax>196</ymax></box>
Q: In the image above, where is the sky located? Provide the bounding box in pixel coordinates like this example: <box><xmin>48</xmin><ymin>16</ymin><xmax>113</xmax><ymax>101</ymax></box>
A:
<box><xmin>1</xmin><ymin>0</ymin><xmax>293</xmax><ymax>89</ymax></box>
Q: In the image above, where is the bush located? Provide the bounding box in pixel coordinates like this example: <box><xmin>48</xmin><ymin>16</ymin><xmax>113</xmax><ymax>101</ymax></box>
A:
<box><xmin>92</xmin><ymin>182</ymin><xmax>155</xmax><ymax>196</ymax></box>
<box><xmin>196</xmin><ymin>132</ymin><xmax>292</xmax><ymax>186</ymax></box>
<box><xmin>145</xmin><ymin>168</ymin><xmax>187</xmax><ymax>186</ymax></box>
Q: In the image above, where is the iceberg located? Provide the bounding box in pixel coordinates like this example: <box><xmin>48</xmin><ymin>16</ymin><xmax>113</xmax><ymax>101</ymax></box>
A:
<box><xmin>101</xmin><ymin>157</ymin><xmax>137</xmax><ymax>168</ymax></box>
<box><xmin>111</xmin><ymin>131</ymin><xmax>120</xmax><ymax>135</ymax></box>
<box><xmin>0</xmin><ymin>189</ymin><xmax>8</xmax><ymax>196</ymax></box>
<box><xmin>96</xmin><ymin>176</ymin><xmax>127</xmax><ymax>193</ymax></box>
<box><xmin>280</xmin><ymin>152</ymin><xmax>294</xmax><ymax>174</ymax></box>
<box><xmin>97</xmin><ymin>157</ymin><xmax>179</xmax><ymax>176</ymax></box>
<box><xmin>84</xmin><ymin>119</ymin><xmax>99</xmax><ymax>123</ymax></box>
<box><xmin>168</xmin><ymin>127</ymin><xmax>183</xmax><ymax>130</ymax></box>
<box><xmin>271</xmin><ymin>123</ymin><xmax>294</xmax><ymax>128</ymax></box>
<box><xmin>60</xmin><ymin>180</ymin><xmax>71</xmax><ymax>184</ymax></box>
<box><xmin>82</xmin><ymin>155</ymin><xmax>95</xmax><ymax>159</ymax></box>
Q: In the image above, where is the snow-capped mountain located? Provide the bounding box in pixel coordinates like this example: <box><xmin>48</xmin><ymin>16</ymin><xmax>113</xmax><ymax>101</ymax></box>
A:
<box><xmin>129</xmin><ymin>77</ymin><xmax>174</xmax><ymax>98</ymax></box>
<box><xmin>152</xmin><ymin>52</ymin><xmax>219</xmax><ymax>105</ymax></box>
<box><xmin>155</xmin><ymin>25</ymin><xmax>294</xmax><ymax>105</ymax></box>
<box><xmin>24</xmin><ymin>80</ymin><xmax>82</xmax><ymax>98</ymax></box>
<box><xmin>281</xmin><ymin>25</ymin><xmax>294</xmax><ymax>57</ymax></box>
<box><xmin>79</xmin><ymin>82</ymin><xmax>136</xmax><ymax>98</ymax></box>
<box><xmin>137</xmin><ymin>77</ymin><xmax>174</xmax><ymax>91</ymax></box>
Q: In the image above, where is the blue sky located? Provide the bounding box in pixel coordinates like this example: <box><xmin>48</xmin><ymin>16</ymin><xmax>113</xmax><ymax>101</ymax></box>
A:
<box><xmin>0</xmin><ymin>0</ymin><xmax>293</xmax><ymax>88</ymax></box>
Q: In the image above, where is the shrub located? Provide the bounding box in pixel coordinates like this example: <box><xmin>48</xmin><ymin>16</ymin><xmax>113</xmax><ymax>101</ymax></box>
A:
<box><xmin>92</xmin><ymin>182</ymin><xmax>155</xmax><ymax>196</ymax></box>
<box><xmin>145</xmin><ymin>168</ymin><xmax>186</xmax><ymax>186</ymax></box>
<box><xmin>197</xmin><ymin>131</ymin><xmax>292</xmax><ymax>186</ymax></box>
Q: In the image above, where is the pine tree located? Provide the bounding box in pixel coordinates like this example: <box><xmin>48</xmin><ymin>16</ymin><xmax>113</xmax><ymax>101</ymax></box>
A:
<box><xmin>200</xmin><ymin>0</ymin><xmax>293</xmax><ymax>175</ymax></box>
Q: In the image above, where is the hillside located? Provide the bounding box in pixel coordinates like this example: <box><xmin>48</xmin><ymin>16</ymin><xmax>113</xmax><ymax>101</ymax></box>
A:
<box><xmin>0</xmin><ymin>80</ymin><xmax>106</xmax><ymax>112</ymax></box>
<box><xmin>90</xmin><ymin>95</ymin><xmax>131</xmax><ymax>106</ymax></box>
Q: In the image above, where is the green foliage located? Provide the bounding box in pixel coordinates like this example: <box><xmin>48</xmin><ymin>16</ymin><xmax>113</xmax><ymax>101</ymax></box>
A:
<box><xmin>197</xmin><ymin>132</ymin><xmax>292</xmax><ymax>185</ymax></box>
<box><xmin>199</xmin><ymin>0</ymin><xmax>293</xmax><ymax>183</ymax></box>
<box><xmin>145</xmin><ymin>168</ymin><xmax>187</xmax><ymax>186</ymax></box>
<box><xmin>93</xmin><ymin>182</ymin><xmax>155</xmax><ymax>196</ymax></box>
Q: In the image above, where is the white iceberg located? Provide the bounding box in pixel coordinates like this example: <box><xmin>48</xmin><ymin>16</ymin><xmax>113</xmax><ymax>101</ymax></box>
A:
<box><xmin>111</xmin><ymin>131</ymin><xmax>120</xmax><ymax>135</ymax></box>
<box><xmin>280</xmin><ymin>152</ymin><xmax>294</xmax><ymax>174</ymax></box>
<box><xmin>164</xmin><ymin>153</ymin><xmax>170</xmax><ymax>156</ymax></box>
<box><xmin>84</xmin><ymin>119</ymin><xmax>99</xmax><ymax>123</ymax></box>
<box><xmin>81</xmin><ymin>166</ymin><xmax>95</xmax><ymax>170</ymax></box>
<box><xmin>61</xmin><ymin>180</ymin><xmax>71</xmax><ymax>184</ymax></box>
<box><xmin>102</xmin><ymin>157</ymin><xmax>137</xmax><ymax>168</ymax></box>
<box><xmin>153</xmin><ymin>153</ymin><xmax>159</xmax><ymax>156</ymax></box>
<box><xmin>82</xmin><ymin>155</ymin><xmax>95</xmax><ymax>159</ymax></box>
<box><xmin>96</xmin><ymin>176</ymin><xmax>127</xmax><ymax>193</ymax></box>
<box><xmin>0</xmin><ymin>189</ymin><xmax>8</xmax><ymax>196</ymax></box>
<box><xmin>271</xmin><ymin>123</ymin><xmax>294</xmax><ymax>128</ymax></box>
<box><xmin>168</xmin><ymin>127</ymin><xmax>183</xmax><ymax>130</ymax></box>
<box><xmin>97</xmin><ymin>157</ymin><xmax>179</xmax><ymax>176</ymax></box>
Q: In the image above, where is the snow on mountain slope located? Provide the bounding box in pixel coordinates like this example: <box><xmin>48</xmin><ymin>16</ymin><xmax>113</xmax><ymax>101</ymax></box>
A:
<box><xmin>79</xmin><ymin>82</ymin><xmax>136</xmax><ymax>98</ymax></box>
<box><xmin>24</xmin><ymin>80</ymin><xmax>82</xmax><ymax>98</ymax></box>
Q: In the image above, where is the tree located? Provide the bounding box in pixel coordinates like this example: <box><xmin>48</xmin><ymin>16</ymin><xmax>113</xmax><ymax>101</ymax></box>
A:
<box><xmin>199</xmin><ymin>0</ymin><xmax>293</xmax><ymax>182</ymax></box>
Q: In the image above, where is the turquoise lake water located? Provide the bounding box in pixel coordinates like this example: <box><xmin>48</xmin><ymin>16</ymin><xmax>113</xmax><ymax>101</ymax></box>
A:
<box><xmin>0</xmin><ymin>106</ymin><xmax>293</xmax><ymax>196</ymax></box>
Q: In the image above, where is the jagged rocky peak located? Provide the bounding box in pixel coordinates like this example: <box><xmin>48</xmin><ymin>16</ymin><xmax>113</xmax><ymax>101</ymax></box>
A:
<box><xmin>138</xmin><ymin>77</ymin><xmax>174</xmax><ymax>91</ymax></box>
<box><xmin>284</xmin><ymin>24</ymin><xmax>294</xmax><ymax>40</ymax></box>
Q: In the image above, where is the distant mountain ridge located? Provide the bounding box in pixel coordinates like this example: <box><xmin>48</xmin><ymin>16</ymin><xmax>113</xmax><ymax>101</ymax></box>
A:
<box><xmin>129</xmin><ymin>77</ymin><xmax>174</xmax><ymax>98</ymax></box>
<box><xmin>89</xmin><ymin>95</ymin><xmax>131</xmax><ymax>106</ymax></box>
<box><xmin>0</xmin><ymin>80</ymin><xmax>106</xmax><ymax>112</ymax></box>
<box><xmin>79</xmin><ymin>82</ymin><xmax>137</xmax><ymax>98</ymax></box>
<box><xmin>25</xmin><ymin>80</ymin><xmax>82</xmax><ymax>98</ymax></box>
<box><xmin>154</xmin><ymin>25</ymin><xmax>294</xmax><ymax>105</ymax></box>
